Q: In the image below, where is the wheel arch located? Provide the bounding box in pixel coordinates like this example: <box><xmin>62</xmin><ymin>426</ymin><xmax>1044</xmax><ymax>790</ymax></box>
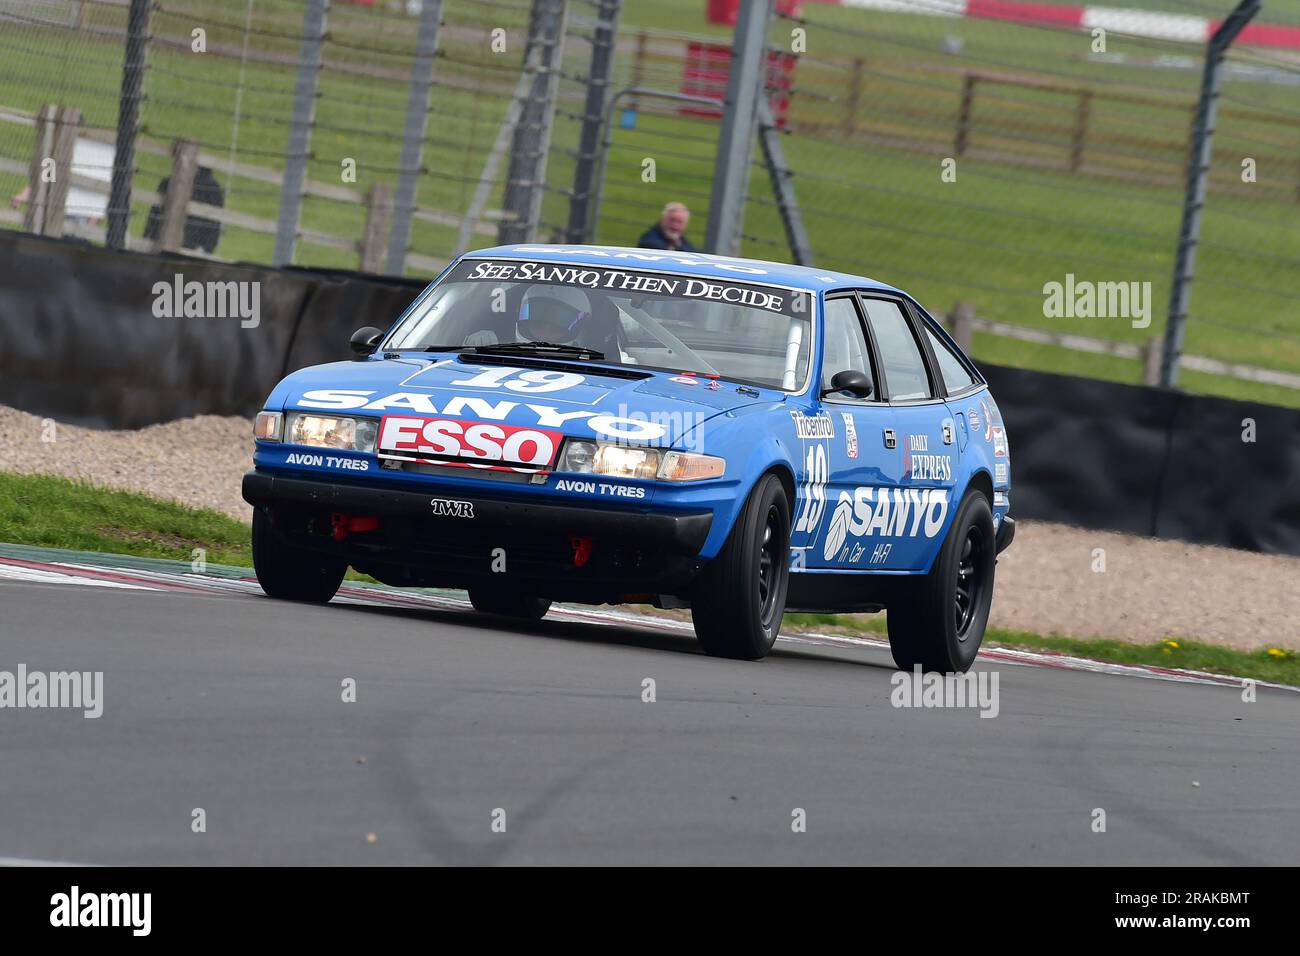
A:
<box><xmin>966</xmin><ymin>468</ymin><xmax>993</xmax><ymax>508</ymax></box>
<box><xmin>912</xmin><ymin>469</ymin><xmax>993</xmax><ymax>576</ymax></box>
<box><xmin>694</xmin><ymin>436</ymin><xmax>797</xmax><ymax>561</ymax></box>
<box><xmin>764</xmin><ymin>461</ymin><xmax>797</xmax><ymax>511</ymax></box>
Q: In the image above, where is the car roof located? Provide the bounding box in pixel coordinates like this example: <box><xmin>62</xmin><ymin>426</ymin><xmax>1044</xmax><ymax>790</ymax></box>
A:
<box><xmin>461</xmin><ymin>244</ymin><xmax>905</xmax><ymax>295</ymax></box>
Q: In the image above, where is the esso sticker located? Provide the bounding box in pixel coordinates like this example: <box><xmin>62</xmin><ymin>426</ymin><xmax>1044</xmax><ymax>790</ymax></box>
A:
<box><xmin>379</xmin><ymin>416</ymin><xmax>562</xmax><ymax>471</ymax></box>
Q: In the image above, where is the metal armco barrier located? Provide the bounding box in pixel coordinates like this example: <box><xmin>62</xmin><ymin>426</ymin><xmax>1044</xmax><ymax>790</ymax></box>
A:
<box><xmin>1</xmin><ymin>232</ymin><xmax>1297</xmax><ymax>557</ymax></box>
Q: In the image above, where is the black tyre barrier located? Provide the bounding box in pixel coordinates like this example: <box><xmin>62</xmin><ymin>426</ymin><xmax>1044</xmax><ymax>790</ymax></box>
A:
<box><xmin>0</xmin><ymin>232</ymin><xmax>425</xmax><ymax>430</ymax></box>
<box><xmin>982</xmin><ymin>365</ymin><xmax>1300</xmax><ymax>556</ymax></box>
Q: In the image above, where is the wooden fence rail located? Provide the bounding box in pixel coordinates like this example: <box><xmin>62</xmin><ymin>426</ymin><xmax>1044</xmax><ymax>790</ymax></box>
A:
<box><xmin>943</xmin><ymin>301</ymin><xmax>1300</xmax><ymax>392</ymax></box>
<box><xmin>0</xmin><ymin>101</ymin><xmax>507</xmax><ymax>274</ymax></box>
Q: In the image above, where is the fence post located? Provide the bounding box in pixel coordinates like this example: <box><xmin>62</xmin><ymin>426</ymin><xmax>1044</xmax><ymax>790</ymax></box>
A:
<box><xmin>1140</xmin><ymin>337</ymin><xmax>1162</xmax><ymax>386</ymax></box>
<box><xmin>757</xmin><ymin>99</ymin><xmax>813</xmax><ymax>265</ymax></box>
<box><xmin>385</xmin><ymin>0</ymin><xmax>443</xmax><ymax>276</ymax></box>
<box><xmin>949</xmin><ymin>301</ymin><xmax>975</xmax><ymax>353</ymax></box>
<box><xmin>843</xmin><ymin>57</ymin><xmax>863</xmax><ymax>137</ymax></box>
<box><xmin>704</xmin><ymin>0</ymin><xmax>774</xmax><ymax>256</ymax></box>
<box><xmin>156</xmin><ymin>138</ymin><xmax>199</xmax><ymax>253</ymax></box>
<box><xmin>565</xmin><ymin>0</ymin><xmax>621</xmax><ymax>243</ymax></box>
<box><xmin>1160</xmin><ymin>0</ymin><xmax>1260</xmax><ymax>387</ymax></box>
<box><xmin>23</xmin><ymin>105</ymin><xmax>57</xmax><ymax>235</ymax></box>
<box><xmin>631</xmin><ymin>30</ymin><xmax>647</xmax><ymax>107</ymax></box>
<box><xmin>497</xmin><ymin>0</ymin><xmax>569</xmax><ymax>245</ymax></box>
<box><xmin>360</xmin><ymin>183</ymin><xmax>394</xmax><ymax>274</ymax></box>
<box><xmin>41</xmin><ymin>106</ymin><xmax>81</xmax><ymax>236</ymax></box>
<box><xmin>455</xmin><ymin>67</ymin><xmax>531</xmax><ymax>256</ymax></box>
<box><xmin>954</xmin><ymin>74</ymin><xmax>977</xmax><ymax>158</ymax></box>
<box><xmin>1069</xmin><ymin>89</ymin><xmax>1090</xmax><ymax>173</ymax></box>
<box><xmin>273</xmin><ymin>0</ymin><xmax>329</xmax><ymax>267</ymax></box>
<box><xmin>106</xmin><ymin>0</ymin><xmax>151</xmax><ymax>250</ymax></box>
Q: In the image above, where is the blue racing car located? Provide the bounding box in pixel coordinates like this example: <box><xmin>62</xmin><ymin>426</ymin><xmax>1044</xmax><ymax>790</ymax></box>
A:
<box><xmin>242</xmin><ymin>245</ymin><xmax>1014</xmax><ymax>671</ymax></box>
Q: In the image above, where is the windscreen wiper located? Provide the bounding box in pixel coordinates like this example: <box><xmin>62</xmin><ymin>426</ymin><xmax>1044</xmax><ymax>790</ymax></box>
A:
<box><xmin>471</xmin><ymin>341</ymin><xmax>606</xmax><ymax>361</ymax></box>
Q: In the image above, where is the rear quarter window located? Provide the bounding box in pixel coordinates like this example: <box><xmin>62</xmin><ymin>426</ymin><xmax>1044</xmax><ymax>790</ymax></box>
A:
<box><xmin>923</xmin><ymin>324</ymin><xmax>978</xmax><ymax>394</ymax></box>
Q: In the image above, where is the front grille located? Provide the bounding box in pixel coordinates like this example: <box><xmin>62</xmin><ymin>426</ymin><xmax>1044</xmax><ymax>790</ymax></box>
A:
<box><xmin>389</xmin><ymin>459</ymin><xmax>542</xmax><ymax>484</ymax></box>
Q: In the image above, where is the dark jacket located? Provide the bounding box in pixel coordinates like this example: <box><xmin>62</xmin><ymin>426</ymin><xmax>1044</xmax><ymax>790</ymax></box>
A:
<box><xmin>143</xmin><ymin>166</ymin><xmax>224</xmax><ymax>253</ymax></box>
<box><xmin>637</xmin><ymin>223</ymin><xmax>698</xmax><ymax>252</ymax></box>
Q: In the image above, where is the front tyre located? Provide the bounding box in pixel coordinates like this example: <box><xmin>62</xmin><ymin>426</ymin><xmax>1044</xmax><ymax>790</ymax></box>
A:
<box><xmin>251</xmin><ymin>507</ymin><xmax>346</xmax><ymax>604</ymax></box>
<box><xmin>887</xmin><ymin>490</ymin><xmax>995</xmax><ymax>673</ymax></box>
<box><xmin>467</xmin><ymin>589</ymin><xmax>551</xmax><ymax>621</ymax></box>
<box><xmin>691</xmin><ymin>473</ymin><xmax>791</xmax><ymax>660</ymax></box>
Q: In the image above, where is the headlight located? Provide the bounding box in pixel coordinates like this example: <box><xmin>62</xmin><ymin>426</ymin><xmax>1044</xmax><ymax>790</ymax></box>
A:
<box><xmin>594</xmin><ymin>444</ymin><xmax>660</xmax><ymax>481</ymax></box>
<box><xmin>557</xmin><ymin>440</ymin><xmax>724</xmax><ymax>482</ymax></box>
<box><xmin>253</xmin><ymin>411</ymin><xmax>283</xmax><ymax>441</ymax></box>
<box><xmin>284</xmin><ymin>413</ymin><xmax>378</xmax><ymax>453</ymax></box>
<box><xmin>557</xmin><ymin>440</ymin><xmax>598</xmax><ymax>472</ymax></box>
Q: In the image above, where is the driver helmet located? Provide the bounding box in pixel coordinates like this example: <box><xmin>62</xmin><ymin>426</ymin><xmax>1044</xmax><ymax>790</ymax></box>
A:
<box><xmin>516</xmin><ymin>286</ymin><xmax>594</xmax><ymax>346</ymax></box>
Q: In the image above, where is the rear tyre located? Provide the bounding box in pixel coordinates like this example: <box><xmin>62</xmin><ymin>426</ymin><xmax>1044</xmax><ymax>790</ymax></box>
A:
<box><xmin>691</xmin><ymin>473</ymin><xmax>791</xmax><ymax>661</ymax></box>
<box><xmin>467</xmin><ymin>589</ymin><xmax>551</xmax><ymax>621</ymax></box>
<box><xmin>887</xmin><ymin>490</ymin><xmax>995</xmax><ymax>673</ymax></box>
<box><xmin>251</xmin><ymin>507</ymin><xmax>346</xmax><ymax>604</ymax></box>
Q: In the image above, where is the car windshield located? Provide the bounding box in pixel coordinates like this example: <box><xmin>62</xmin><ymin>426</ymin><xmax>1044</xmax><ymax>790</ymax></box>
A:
<box><xmin>383</xmin><ymin>258</ymin><xmax>814</xmax><ymax>391</ymax></box>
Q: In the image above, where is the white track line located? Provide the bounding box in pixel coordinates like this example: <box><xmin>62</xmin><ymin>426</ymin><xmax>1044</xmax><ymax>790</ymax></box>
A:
<box><xmin>0</xmin><ymin>564</ymin><xmax>151</xmax><ymax>589</ymax></box>
<box><xmin>0</xmin><ymin>855</ymin><xmax>98</xmax><ymax>867</ymax></box>
<box><xmin>4</xmin><ymin>554</ymin><xmax>1294</xmax><ymax>693</ymax></box>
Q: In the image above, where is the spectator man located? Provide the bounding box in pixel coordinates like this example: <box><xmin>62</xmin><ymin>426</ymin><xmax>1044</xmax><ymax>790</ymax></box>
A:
<box><xmin>143</xmin><ymin>165</ymin><xmax>225</xmax><ymax>254</ymax></box>
<box><xmin>638</xmin><ymin>201</ymin><xmax>698</xmax><ymax>252</ymax></box>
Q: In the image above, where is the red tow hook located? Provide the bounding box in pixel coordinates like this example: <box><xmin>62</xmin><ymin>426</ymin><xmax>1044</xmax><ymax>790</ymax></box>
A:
<box><xmin>570</xmin><ymin>535</ymin><xmax>593</xmax><ymax>568</ymax></box>
<box><xmin>331</xmin><ymin>513</ymin><xmax>379</xmax><ymax>542</ymax></box>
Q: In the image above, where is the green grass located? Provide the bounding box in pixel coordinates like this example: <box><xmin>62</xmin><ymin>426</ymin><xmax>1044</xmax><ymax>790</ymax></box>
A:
<box><xmin>0</xmin><ymin>471</ymin><xmax>252</xmax><ymax>565</ymax></box>
<box><xmin>983</xmin><ymin>629</ymin><xmax>1300</xmax><ymax>687</ymax></box>
<box><xmin>783</xmin><ymin>613</ymin><xmax>1300</xmax><ymax>685</ymax></box>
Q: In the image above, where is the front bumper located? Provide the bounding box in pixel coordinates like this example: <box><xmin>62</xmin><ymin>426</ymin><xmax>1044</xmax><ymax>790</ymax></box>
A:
<box><xmin>242</xmin><ymin>470</ymin><xmax>712</xmax><ymax>552</ymax></box>
<box><xmin>242</xmin><ymin>469</ymin><xmax>713</xmax><ymax>598</ymax></box>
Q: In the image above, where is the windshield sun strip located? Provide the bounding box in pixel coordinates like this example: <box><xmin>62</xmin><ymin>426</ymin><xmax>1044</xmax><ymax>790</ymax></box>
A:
<box><xmin>382</xmin><ymin>259</ymin><xmax>821</xmax><ymax>396</ymax></box>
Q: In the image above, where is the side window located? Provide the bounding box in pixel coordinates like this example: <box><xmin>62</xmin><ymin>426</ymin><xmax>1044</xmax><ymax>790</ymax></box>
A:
<box><xmin>860</xmin><ymin>298</ymin><xmax>933</xmax><ymax>402</ymax></box>
<box><xmin>821</xmin><ymin>297</ymin><xmax>875</xmax><ymax>397</ymax></box>
<box><xmin>923</xmin><ymin>324</ymin><xmax>978</xmax><ymax>394</ymax></box>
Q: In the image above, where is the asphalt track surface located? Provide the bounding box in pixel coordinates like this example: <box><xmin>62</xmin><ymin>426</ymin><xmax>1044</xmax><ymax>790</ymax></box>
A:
<box><xmin>2</xmin><ymin>561</ymin><xmax>1298</xmax><ymax>866</ymax></box>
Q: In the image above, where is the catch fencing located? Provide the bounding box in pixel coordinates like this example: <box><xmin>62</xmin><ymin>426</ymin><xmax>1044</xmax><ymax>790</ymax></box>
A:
<box><xmin>1</xmin><ymin>0</ymin><xmax>1299</xmax><ymax>405</ymax></box>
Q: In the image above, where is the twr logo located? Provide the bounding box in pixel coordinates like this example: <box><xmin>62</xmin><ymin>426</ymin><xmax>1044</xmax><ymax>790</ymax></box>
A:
<box><xmin>430</xmin><ymin>498</ymin><xmax>475</xmax><ymax>518</ymax></box>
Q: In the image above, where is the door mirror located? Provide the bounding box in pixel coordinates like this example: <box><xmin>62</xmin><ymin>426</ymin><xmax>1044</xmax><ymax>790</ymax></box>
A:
<box><xmin>350</xmin><ymin>326</ymin><xmax>384</xmax><ymax>357</ymax></box>
<box><xmin>825</xmin><ymin>369</ymin><xmax>873</xmax><ymax>398</ymax></box>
